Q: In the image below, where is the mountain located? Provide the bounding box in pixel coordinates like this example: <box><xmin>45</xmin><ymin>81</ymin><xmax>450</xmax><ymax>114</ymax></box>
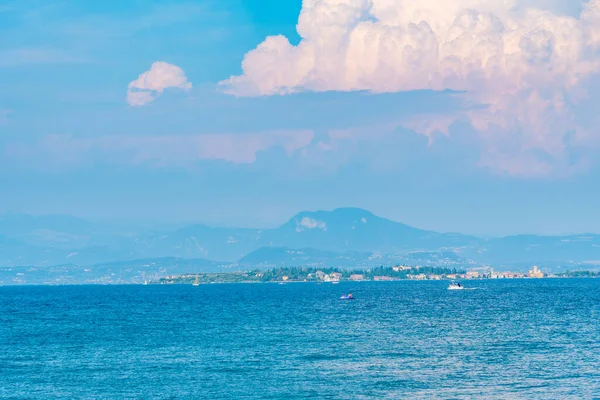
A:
<box><xmin>132</xmin><ymin>224</ymin><xmax>262</xmax><ymax>261</ymax></box>
<box><xmin>0</xmin><ymin>213</ymin><xmax>185</xmax><ymax>250</ymax></box>
<box><xmin>0</xmin><ymin>257</ymin><xmax>227</xmax><ymax>285</ymax></box>
<box><xmin>265</xmin><ymin>208</ymin><xmax>478</xmax><ymax>252</ymax></box>
<box><xmin>467</xmin><ymin>234</ymin><xmax>600</xmax><ymax>265</ymax></box>
<box><xmin>238</xmin><ymin>246</ymin><xmax>471</xmax><ymax>269</ymax></box>
<box><xmin>130</xmin><ymin>208</ymin><xmax>479</xmax><ymax>262</ymax></box>
<box><xmin>0</xmin><ymin>213</ymin><xmax>95</xmax><ymax>249</ymax></box>
<box><xmin>2</xmin><ymin>208</ymin><xmax>600</xmax><ymax>273</ymax></box>
<box><xmin>238</xmin><ymin>247</ymin><xmax>373</xmax><ymax>268</ymax></box>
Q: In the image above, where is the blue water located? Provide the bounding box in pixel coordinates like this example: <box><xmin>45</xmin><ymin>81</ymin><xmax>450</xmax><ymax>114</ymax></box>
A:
<box><xmin>1</xmin><ymin>279</ymin><xmax>600</xmax><ymax>399</ymax></box>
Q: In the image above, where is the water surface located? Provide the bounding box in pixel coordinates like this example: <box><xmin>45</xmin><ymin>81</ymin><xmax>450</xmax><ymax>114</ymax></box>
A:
<box><xmin>1</xmin><ymin>279</ymin><xmax>599</xmax><ymax>399</ymax></box>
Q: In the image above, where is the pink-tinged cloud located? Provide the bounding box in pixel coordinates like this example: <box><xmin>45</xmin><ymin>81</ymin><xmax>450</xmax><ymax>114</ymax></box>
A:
<box><xmin>127</xmin><ymin>61</ymin><xmax>192</xmax><ymax>106</ymax></box>
<box><xmin>4</xmin><ymin>131</ymin><xmax>314</xmax><ymax>169</ymax></box>
<box><xmin>221</xmin><ymin>0</ymin><xmax>600</xmax><ymax>176</ymax></box>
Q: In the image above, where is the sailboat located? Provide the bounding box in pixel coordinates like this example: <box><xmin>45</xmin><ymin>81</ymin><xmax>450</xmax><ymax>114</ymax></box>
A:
<box><xmin>192</xmin><ymin>275</ymin><xmax>200</xmax><ymax>286</ymax></box>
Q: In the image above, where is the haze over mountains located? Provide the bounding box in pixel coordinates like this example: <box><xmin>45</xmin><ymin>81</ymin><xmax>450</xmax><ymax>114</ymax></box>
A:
<box><xmin>1</xmin><ymin>207</ymin><xmax>599</xmax><ymax>284</ymax></box>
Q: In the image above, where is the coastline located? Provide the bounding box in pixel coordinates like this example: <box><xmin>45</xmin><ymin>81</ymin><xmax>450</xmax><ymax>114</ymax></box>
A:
<box><xmin>153</xmin><ymin>275</ymin><xmax>598</xmax><ymax>286</ymax></box>
<box><xmin>1</xmin><ymin>275</ymin><xmax>598</xmax><ymax>287</ymax></box>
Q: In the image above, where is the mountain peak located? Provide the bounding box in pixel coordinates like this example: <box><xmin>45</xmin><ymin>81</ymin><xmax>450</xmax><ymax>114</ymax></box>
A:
<box><xmin>330</xmin><ymin>207</ymin><xmax>375</xmax><ymax>217</ymax></box>
<box><xmin>282</xmin><ymin>207</ymin><xmax>377</xmax><ymax>233</ymax></box>
<box><xmin>290</xmin><ymin>207</ymin><xmax>375</xmax><ymax>221</ymax></box>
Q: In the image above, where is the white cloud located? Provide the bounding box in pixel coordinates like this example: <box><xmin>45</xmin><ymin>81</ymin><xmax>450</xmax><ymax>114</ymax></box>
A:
<box><xmin>126</xmin><ymin>91</ymin><xmax>156</xmax><ymax>107</ymax></box>
<box><xmin>297</xmin><ymin>217</ymin><xmax>327</xmax><ymax>231</ymax></box>
<box><xmin>127</xmin><ymin>61</ymin><xmax>192</xmax><ymax>106</ymax></box>
<box><xmin>221</xmin><ymin>0</ymin><xmax>600</xmax><ymax>175</ymax></box>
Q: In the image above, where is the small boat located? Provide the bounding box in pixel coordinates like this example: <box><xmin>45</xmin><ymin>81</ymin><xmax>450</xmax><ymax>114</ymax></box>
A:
<box><xmin>448</xmin><ymin>281</ymin><xmax>464</xmax><ymax>290</ymax></box>
<box><xmin>192</xmin><ymin>275</ymin><xmax>200</xmax><ymax>286</ymax></box>
<box><xmin>340</xmin><ymin>294</ymin><xmax>354</xmax><ymax>300</ymax></box>
<box><xmin>332</xmin><ymin>281</ymin><xmax>340</xmax><ymax>284</ymax></box>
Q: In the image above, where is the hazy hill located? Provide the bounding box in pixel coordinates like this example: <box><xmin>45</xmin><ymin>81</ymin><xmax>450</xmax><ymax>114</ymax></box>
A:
<box><xmin>262</xmin><ymin>207</ymin><xmax>479</xmax><ymax>252</ymax></box>
<box><xmin>238</xmin><ymin>246</ymin><xmax>372</xmax><ymax>268</ymax></box>
<box><xmin>1</xmin><ymin>208</ymin><xmax>600</xmax><ymax>271</ymax></box>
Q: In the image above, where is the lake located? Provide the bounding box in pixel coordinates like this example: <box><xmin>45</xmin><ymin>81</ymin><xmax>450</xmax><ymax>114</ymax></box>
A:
<box><xmin>1</xmin><ymin>279</ymin><xmax>599</xmax><ymax>398</ymax></box>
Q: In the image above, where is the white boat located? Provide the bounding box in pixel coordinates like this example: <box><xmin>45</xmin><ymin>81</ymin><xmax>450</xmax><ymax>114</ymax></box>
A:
<box><xmin>192</xmin><ymin>275</ymin><xmax>200</xmax><ymax>286</ymax></box>
<box><xmin>448</xmin><ymin>281</ymin><xmax>464</xmax><ymax>290</ymax></box>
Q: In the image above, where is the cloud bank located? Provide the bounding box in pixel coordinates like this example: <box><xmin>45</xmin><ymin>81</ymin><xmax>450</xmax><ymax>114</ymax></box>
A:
<box><xmin>5</xmin><ymin>131</ymin><xmax>314</xmax><ymax>169</ymax></box>
<box><xmin>221</xmin><ymin>0</ymin><xmax>600</xmax><ymax>175</ymax></box>
<box><xmin>127</xmin><ymin>61</ymin><xmax>192</xmax><ymax>106</ymax></box>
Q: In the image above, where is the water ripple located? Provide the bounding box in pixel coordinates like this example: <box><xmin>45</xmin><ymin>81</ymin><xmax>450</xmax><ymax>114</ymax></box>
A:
<box><xmin>1</xmin><ymin>279</ymin><xmax>599</xmax><ymax>398</ymax></box>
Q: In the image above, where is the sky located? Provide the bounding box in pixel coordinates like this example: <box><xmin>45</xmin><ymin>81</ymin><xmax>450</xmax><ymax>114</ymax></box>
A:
<box><xmin>1</xmin><ymin>0</ymin><xmax>600</xmax><ymax>236</ymax></box>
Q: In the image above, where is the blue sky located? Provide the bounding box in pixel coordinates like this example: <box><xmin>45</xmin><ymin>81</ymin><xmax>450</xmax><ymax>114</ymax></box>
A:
<box><xmin>1</xmin><ymin>0</ymin><xmax>600</xmax><ymax>236</ymax></box>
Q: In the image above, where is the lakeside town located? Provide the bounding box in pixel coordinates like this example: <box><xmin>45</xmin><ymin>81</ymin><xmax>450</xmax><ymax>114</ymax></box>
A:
<box><xmin>157</xmin><ymin>265</ymin><xmax>598</xmax><ymax>285</ymax></box>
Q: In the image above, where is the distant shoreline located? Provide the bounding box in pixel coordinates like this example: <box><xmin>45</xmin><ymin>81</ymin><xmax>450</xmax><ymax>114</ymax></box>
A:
<box><xmin>2</xmin><ymin>275</ymin><xmax>598</xmax><ymax>287</ymax></box>
<box><xmin>153</xmin><ymin>275</ymin><xmax>599</xmax><ymax>286</ymax></box>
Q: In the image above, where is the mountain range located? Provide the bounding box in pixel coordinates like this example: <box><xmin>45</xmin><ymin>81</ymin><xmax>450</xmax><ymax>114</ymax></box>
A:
<box><xmin>1</xmin><ymin>207</ymin><xmax>599</xmax><ymax>283</ymax></box>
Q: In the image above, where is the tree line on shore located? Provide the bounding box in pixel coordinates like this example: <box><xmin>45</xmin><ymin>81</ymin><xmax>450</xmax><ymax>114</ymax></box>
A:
<box><xmin>159</xmin><ymin>265</ymin><xmax>467</xmax><ymax>284</ymax></box>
